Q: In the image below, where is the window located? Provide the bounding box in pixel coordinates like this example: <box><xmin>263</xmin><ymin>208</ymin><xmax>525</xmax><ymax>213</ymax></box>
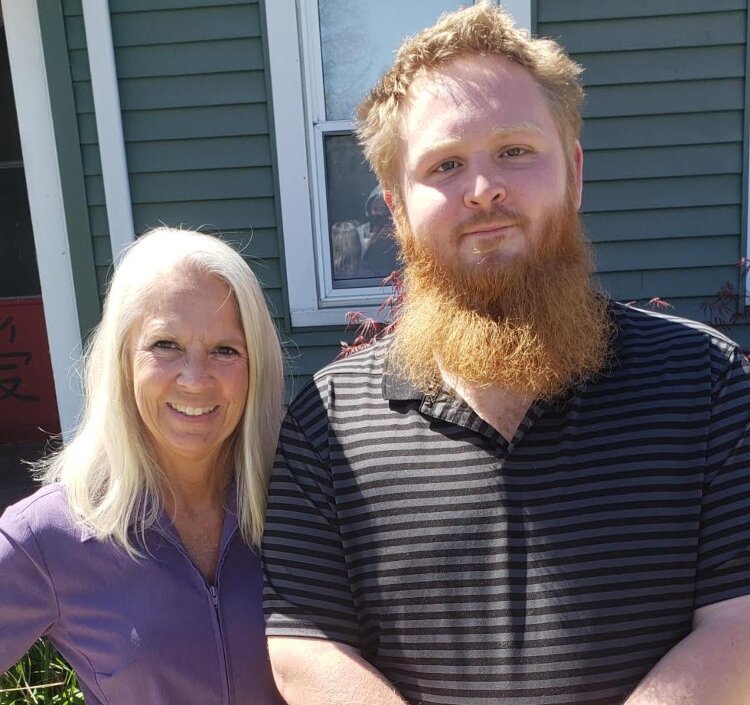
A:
<box><xmin>0</xmin><ymin>28</ymin><xmax>40</xmax><ymax>298</ymax></box>
<box><xmin>265</xmin><ymin>0</ymin><xmax>532</xmax><ymax>326</ymax></box>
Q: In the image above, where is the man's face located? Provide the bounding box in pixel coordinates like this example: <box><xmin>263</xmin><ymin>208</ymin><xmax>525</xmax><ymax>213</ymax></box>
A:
<box><xmin>393</xmin><ymin>54</ymin><xmax>583</xmax><ymax>272</ymax></box>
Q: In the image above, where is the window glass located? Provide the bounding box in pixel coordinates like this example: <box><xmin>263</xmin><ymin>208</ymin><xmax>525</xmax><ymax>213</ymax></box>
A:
<box><xmin>0</xmin><ymin>33</ymin><xmax>22</xmax><ymax>163</ymax></box>
<box><xmin>0</xmin><ymin>167</ymin><xmax>41</xmax><ymax>298</ymax></box>
<box><xmin>324</xmin><ymin>134</ymin><xmax>399</xmax><ymax>288</ymax></box>
<box><xmin>319</xmin><ymin>0</ymin><xmax>465</xmax><ymax>121</ymax></box>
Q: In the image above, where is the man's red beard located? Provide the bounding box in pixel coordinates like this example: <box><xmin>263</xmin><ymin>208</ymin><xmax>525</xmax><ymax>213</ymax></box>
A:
<box><xmin>389</xmin><ymin>194</ymin><xmax>613</xmax><ymax>399</ymax></box>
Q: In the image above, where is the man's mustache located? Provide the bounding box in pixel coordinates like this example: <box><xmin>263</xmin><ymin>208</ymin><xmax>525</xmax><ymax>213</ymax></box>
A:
<box><xmin>453</xmin><ymin>206</ymin><xmax>530</xmax><ymax>239</ymax></box>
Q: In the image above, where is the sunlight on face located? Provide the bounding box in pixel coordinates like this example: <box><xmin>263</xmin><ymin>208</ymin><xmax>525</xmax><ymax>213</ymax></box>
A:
<box><xmin>130</xmin><ymin>269</ymin><xmax>249</xmax><ymax>478</ymax></box>
<box><xmin>398</xmin><ymin>54</ymin><xmax>582</xmax><ymax>271</ymax></box>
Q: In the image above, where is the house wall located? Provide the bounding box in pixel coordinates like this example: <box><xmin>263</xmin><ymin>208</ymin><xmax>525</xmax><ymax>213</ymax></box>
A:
<box><xmin>56</xmin><ymin>0</ymin><xmax>750</xmax><ymax>401</ymax></box>
<box><xmin>61</xmin><ymin>0</ymin><xmax>352</xmax><ymax>395</ymax></box>
<box><xmin>538</xmin><ymin>0</ymin><xmax>750</xmax><ymax>345</ymax></box>
<box><xmin>62</xmin><ymin>0</ymin><xmax>289</xmax><ymax>326</ymax></box>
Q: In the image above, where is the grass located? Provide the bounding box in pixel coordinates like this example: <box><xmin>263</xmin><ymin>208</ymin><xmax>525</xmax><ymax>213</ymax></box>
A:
<box><xmin>0</xmin><ymin>640</ymin><xmax>82</xmax><ymax>705</ymax></box>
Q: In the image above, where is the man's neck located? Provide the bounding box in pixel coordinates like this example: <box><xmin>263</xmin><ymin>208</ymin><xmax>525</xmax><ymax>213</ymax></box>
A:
<box><xmin>441</xmin><ymin>370</ymin><xmax>534</xmax><ymax>443</ymax></box>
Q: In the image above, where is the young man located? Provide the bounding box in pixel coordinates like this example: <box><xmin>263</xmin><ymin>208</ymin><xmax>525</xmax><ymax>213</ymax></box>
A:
<box><xmin>262</xmin><ymin>4</ymin><xmax>750</xmax><ymax>704</ymax></box>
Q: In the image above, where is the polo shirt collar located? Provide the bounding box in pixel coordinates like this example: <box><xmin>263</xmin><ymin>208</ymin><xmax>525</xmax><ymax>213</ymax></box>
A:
<box><xmin>382</xmin><ymin>362</ymin><xmax>422</xmax><ymax>401</ymax></box>
<box><xmin>380</xmin><ymin>301</ymin><xmax>625</xmax><ymax>445</ymax></box>
<box><xmin>381</xmin><ymin>348</ymin><xmax>502</xmax><ymax>439</ymax></box>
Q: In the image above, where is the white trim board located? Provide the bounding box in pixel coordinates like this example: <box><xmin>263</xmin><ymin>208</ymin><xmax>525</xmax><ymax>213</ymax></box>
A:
<box><xmin>82</xmin><ymin>0</ymin><xmax>135</xmax><ymax>263</ymax></box>
<box><xmin>1</xmin><ymin>0</ymin><xmax>82</xmax><ymax>439</ymax></box>
<box><xmin>265</xmin><ymin>0</ymin><xmax>533</xmax><ymax>328</ymax></box>
<box><xmin>265</xmin><ymin>0</ymin><xmax>320</xmax><ymax>328</ymax></box>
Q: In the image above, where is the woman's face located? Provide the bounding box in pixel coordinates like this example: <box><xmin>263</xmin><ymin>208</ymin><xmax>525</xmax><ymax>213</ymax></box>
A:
<box><xmin>130</xmin><ymin>269</ymin><xmax>249</xmax><ymax>477</ymax></box>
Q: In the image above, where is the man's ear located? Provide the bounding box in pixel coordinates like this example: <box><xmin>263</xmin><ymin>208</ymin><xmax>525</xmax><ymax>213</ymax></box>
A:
<box><xmin>572</xmin><ymin>141</ymin><xmax>584</xmax><ymax>210</ymax></box>
<box><xmin>383</xmin><ymin>190</ymin><xmax>397</xmax><ymax>214</ymax></box>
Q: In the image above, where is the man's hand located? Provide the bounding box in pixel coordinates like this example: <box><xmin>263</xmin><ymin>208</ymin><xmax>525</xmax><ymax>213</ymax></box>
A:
<box><xmin>268</xmin><ymin>636</ymin><xmax>408</xmax><ymax>705</ymax></box>
<box><xmin>624</xmin><ymin>594</ymin><xmax>750</xmax><ymax>704</ymax></box>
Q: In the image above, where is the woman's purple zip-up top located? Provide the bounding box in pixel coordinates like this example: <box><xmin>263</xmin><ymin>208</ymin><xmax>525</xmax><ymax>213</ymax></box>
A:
<box><xmin>0</xmin><ymin>484</ymin><xmax>284</xmax><ymax>705</ymax></box>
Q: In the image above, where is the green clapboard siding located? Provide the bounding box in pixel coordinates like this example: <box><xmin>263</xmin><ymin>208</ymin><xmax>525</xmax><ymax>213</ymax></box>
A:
<box><xmin>538</xmin><ymin>0</ymin><xmax>747</xmax><ymax>342</ymax></box>
<box><xmin>580</xmin><ymin>46</ymin><xmax>745</xmax><ymax>86</ymax></box>
<box><xmin>82</xmin><ymin>137</ymin><xmax>272</xmax><ymax>174</ymax></box>
<box><xmin>107</xmin><ymin>1</ymin><xmax>281</xmax><ymax>295</ymax></box>
<box><xmin>583</xmin><ymin>112</ymin><xmax>742</xmax><ymax>150</ymax></box>
<box><xmin>538</xmin><ymin>0</ymin><xmax>745</xmax><ymax>23</ymax></box>
<box><xmin>583</xmin><ymin>206</ymin><xmax>741</xmax><ymax>243</ymax></box>
<box><xmin>70</xmin><ymin>39</ymin><xmax>265</xmax><ymax>80</ymax></box>
<box><xmin>584</xmin><ymin>144</ymin><xmax>742</xmax><ymax>181</ymax></box>
<box><xmin>62</xmin><ymin>0</ymin><xmax>292</xmax><ymax>366</ymax></box>
<box><xmin>542</xmin><ymin>12</ymin><xmax>745</xmax><ymax>54</ymax></box>
<box><xmin>585</xmin><ymin>79</ymin><xmax>743</xmax><ymax>118</ymax></box>
<box><xmin>61</xmin><ymin>0</ymin><xmax>750</xmax><ymax>395</ymax></box>
<box><xmin>84</xmin><ymin>167</ymin><xmax>275</xmax><ymax>204</ymax></box>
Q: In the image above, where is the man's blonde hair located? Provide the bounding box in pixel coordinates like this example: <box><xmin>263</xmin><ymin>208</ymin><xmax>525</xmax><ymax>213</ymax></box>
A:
<box><xmin>356</xmin><ymin>1</ymin><xmax>584</xmax><ymax>196</ymax></box>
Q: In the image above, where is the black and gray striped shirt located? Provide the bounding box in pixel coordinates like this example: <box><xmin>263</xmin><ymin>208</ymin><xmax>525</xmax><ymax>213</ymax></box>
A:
<box><xmin>262</xmin><ymin>302</ymin><xmax>750</xmax><ymax>704</ymax></box>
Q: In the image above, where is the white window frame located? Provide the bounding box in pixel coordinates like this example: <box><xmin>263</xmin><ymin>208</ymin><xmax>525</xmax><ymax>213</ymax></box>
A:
<box><xmin>265</xmin><ymin>0</ymin><xmax>532</xmax><ymax>327</ymax></box>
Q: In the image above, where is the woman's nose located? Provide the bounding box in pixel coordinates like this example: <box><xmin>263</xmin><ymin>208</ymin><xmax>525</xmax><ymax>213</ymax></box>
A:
<box><xmin>177</xmin><ymin>353</ymin><xmax>211</xmax><ymax>389</ymax></box>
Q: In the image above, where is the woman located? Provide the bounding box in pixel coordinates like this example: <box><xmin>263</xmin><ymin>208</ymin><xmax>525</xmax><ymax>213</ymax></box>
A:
<box><xmin>0</xmin><ymin>228</ymin><xmax>285</xmax><ymax>704</ymax></box>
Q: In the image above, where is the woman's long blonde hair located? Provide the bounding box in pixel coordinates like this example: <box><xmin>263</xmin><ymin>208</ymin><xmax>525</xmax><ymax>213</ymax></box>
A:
<box><xmin>39</xmin><ymin>228</ymin><xmax>284</xmax><ymax>554</ymax></box>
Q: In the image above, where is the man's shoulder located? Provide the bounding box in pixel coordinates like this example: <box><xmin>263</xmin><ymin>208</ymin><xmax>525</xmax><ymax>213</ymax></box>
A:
<box><xmin>287</xmin><ymin>337</ymin><xmax>391</xmax><ymax>414</ymax></box>
<box><xmin>612</xmin><ymin>301</ymin><xmax>741</xmax><ymax>357</ymax></box>
<box><xmin>314</xmin><ymin>336</ymin><xmax>391</xmax><ymax>380</ymax></box>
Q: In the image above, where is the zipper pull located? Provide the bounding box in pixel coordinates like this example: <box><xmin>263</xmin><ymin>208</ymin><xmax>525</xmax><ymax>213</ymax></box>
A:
<box><xmin>209</xmin><ymin>585</ymin><xmax>219</xmax><ymax>608</ymax></box>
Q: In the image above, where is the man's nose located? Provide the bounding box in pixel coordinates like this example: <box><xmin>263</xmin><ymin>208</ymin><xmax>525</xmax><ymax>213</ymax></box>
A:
<box><xmin>463</xmin><ymin>164</ymin><xmax>506</xmax><ymax>209</ymax></box>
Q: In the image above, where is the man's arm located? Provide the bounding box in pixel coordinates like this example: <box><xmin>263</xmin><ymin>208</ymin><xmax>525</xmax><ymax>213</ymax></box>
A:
<box><xmin>263</xmin><ymin>403</ymin><xmax>406</xmax><ymax>704</ymax></box>
<box><xmin>626</xmin><ymin>347</ymin><xmax>750</xmax><ymax>704</ymax></box>
<box><xmin>268</xmin><ymin>637</ymin><xmax>408</xmax><ymax>705</ymax></box>
<box><xmin>624</xmin><ymin>595</ymin><xmax>750</xmax><ymax>705</ymax></box>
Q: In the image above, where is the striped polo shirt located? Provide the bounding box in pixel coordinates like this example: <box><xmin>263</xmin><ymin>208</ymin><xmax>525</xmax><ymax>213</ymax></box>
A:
<box><xmin>262</xmin><ymin>302</ymin><xmax>750</xmax><ymax>705</ymax></box>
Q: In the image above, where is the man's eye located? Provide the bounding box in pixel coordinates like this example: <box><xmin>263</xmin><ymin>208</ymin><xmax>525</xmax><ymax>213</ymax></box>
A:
<box><xmin>435</xmin><ymin>159</ymin><xmax>460</xmax><ymax>173</ymax></box>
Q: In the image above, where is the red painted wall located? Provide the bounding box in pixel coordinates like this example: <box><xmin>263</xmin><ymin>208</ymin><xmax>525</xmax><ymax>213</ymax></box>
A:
<box><xmin>0</xmin><ymin>297</ymin><xmax>60</xmax><ymax>442</ymax></box>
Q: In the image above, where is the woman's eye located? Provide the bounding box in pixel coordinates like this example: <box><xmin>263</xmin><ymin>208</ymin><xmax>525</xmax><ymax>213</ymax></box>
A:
<box><xmin>215</xmin><ymin>346</ymin><xmax>238</xmax><ymax>357</ymax></box>
<box><xmin>152</xmin><ymin>340</ymin><xmax>177</xmax><ymax>350</ymax></box>
<box><xmin>503</xmin><ymin>147</ymin><xmax>527</xmax><ymax>158</ymax></box>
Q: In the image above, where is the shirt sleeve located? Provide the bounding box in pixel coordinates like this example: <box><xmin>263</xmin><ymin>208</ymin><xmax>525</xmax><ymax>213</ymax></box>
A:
<box><xmin>262</xmin><ymin>394</ymin><xmax>362</xmax><ymax>650</ymax></box>
<box><xmin>695</xmin><ymin>346</ymin><xmax>750</xmax><ymax>608</ymax></box>
<box><xmin>0</xmin><ymin>504</ymin><xmax>59</xmax><ymax>671</ymax></box>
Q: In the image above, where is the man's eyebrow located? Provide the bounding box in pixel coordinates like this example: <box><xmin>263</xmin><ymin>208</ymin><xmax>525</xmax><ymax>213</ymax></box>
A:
<box><xmin>409</xmin><ymin>122</ymin><xmax>545</xmax><ymax>166</ymax></box>
<box><xmin>492</xmin><ymin>122</ymin><xmax>545</xmax><ymax>138</ymax></box>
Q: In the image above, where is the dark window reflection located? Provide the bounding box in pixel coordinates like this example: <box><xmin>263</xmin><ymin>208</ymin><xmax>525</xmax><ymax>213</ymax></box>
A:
<box><xmin>323</xmin><ymin>133</ymin><xmax>399</xmax><ymax>288</ymax></box>
<box><xmin>0</xmin><ymin>27</ymin><xmax>40</xmax><ymax>298</ymax></box>
<box><xmin>0</xmin><ymin>168</ymin><xmax>40</xmax><ymax>298</ymax></box>
<box><xmin>0</xmin><ymin>32</ymin><xmax>22</xmax><ymax>164</ymax></box>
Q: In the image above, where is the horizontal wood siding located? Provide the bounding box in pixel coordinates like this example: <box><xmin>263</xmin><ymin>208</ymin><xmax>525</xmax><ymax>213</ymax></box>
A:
<box><xmin>538</xmin><ymin>0</ymin><xmax>749</xmax><ymax>345</ymax></box>
<box><xmin>59</xmin><ymin>0</ymin><xmax>750</xmax><ymax>395</ymax></box>
<box><xmin>63</xmin><ymin>0</ymin><xmax>288</xmax><ymax>346</ymax></box>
